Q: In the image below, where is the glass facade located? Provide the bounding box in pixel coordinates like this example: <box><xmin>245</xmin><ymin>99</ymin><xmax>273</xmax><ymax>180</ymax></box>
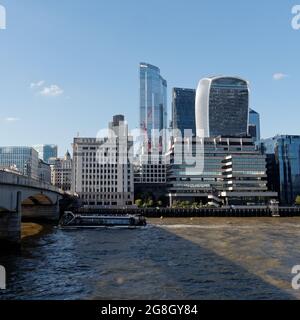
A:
<box><xmin>0</xmin><ymin>146</ymin><xmax>39</xmax><ymax>179</ymax></box>
<box><xmin>209</xmin><ymin>77</ymin><xmax>249</xmax><ymax>137</ymax></box>
<box><xmin>33</xmin><ymin>144</ymin><xmax>58</xmax><ymax>163</ymax></box>
<box><xmin>140</xmin><ymin>63</ymin><xmax>167</xmax><ymax>152</ymax></box>
<box><xmin>172</xmin><ymin>88</ymin><xmax>196</xmax><ymax>137</ymax></box>
<box><xmin>262</xmin><ymin>135</ymin><xmax>300</xmax><ymax>205</ymax></box>
<box><xmin>249</xmin><ymin>108</ymin><xmax>261</xmax><ymax>141</ymax></box>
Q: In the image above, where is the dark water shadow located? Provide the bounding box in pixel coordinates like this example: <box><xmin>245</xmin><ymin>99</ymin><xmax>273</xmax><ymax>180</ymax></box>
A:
<box><xmin>0</xmin><ymin>224</ymin><xmax>297</xmax><ymax>300</ymax></box>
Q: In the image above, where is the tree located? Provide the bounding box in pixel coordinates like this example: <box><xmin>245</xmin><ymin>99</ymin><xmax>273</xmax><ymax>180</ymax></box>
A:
<box><xmin>295</xmin><ymin>195</ymin><xmax>300</xmax><ymax>205</ymax></box>
<box><xmin>147</xmin><ymin>199</ymin><xmax>154</xmax><ymax>208</ymax></box>
<box><xmin>135</xmin><ymin>199</ymin><xmax>143</xmax><ymax>208</ymax></box>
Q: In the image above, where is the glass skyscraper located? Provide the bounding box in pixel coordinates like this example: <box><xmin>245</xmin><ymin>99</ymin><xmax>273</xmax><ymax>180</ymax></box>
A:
<box><xmin>33</xmin><ymin>144</ymin><xmax>58</xmax><ymax>163</ymax></box>
<box><xmin>172</xmin><ymin>88</ymin><xmax>196</xmax><ymax>137</ymax></box>
<box><xmin>261</xmin><ymin>135</ymin><xmax>300</xmax><ymax>205</ymax></box>
<box><xmin>249</xmin><ymin>108</ymin><xmax>261</xmax><ymax>142</ymax></box>
<box><xmin>139</xmin><ymin>63</ymin><xmax>167</xmax><ymax>153</ymax></box>
<box><xmin>0</xmin><ymin>146</ymin><xmax>39</xmax><ymax>179</ymax></box>
<box><xmin>195</xmin><ymin>76</ymin><xmax>249</xmax><ymax>137</ymax></box>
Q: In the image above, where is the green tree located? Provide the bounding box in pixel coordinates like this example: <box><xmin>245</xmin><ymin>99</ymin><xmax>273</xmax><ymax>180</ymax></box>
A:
<box><xmin>147</xmin><ymin>199</ymin><xmax>154</xmax><ymax>208</ymax></box>
<box><xmin>135</xmin><ymin>199</ymin><xmax>143</xmax><ymax>208</ymax></box>
<box><xmin>295</xmin><ymin>195</ymin><xmax>300</xmax><ymax>205</ymax></box>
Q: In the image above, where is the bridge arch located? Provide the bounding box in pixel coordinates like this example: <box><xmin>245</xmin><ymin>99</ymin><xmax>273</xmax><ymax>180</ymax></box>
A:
<box><xmin>22</xmin><ymin>193</ymin><xmax>54</xmax><ymax>206</ymax></box>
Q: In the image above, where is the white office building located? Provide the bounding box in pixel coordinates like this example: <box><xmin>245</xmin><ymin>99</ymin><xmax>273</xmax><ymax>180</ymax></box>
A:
<box><xmin>72</xmin><ymin>116</ymin><xmax>134</xmax><ymax>207</ymax></box>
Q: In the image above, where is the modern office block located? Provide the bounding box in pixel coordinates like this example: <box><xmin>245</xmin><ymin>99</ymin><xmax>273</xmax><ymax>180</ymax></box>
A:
<box><xmin>196</xmin><ymin>76</ymin><xmax>249</xmax><ymax>138</ymax></box>
<box><xmin>172</xmin><ymin>88</ymin><xmax>196</xmax><ymax>137</ymax></box>
<box><xmin>33</xmin><ymin>144</ymin><xmax>58</xmax><ymax>163</ymax></box>
<box><xmin>0</xmin><ymin>146</ymin><xmax>39</xmax><ymax>179</ymax></box>
<box><xmin>72</xmin><ymin>116</ymin><xmax>134</xmax><ymax>207</ymax></box>
<box><xmin>261</xmin><ymin>135</ymin><xmax>300</xmax><ymax>205</ymax></box>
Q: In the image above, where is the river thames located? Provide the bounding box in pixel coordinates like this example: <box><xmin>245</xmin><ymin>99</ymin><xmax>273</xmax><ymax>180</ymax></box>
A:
<box><xmin>0</xmin><ymin>218</ymin><xmax>300</xmax><ymax>300</ymax></box>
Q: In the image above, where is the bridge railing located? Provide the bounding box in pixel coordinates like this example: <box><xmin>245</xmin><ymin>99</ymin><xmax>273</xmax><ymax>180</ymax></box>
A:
<box><xmin>0</xmin><ymin>170</ymin><xmax>63</xmax><ymax>194</ymax></box>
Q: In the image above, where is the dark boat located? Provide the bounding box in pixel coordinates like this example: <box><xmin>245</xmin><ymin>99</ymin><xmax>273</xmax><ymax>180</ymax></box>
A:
<box><xmin>59</xmin><ymin>211</ymin><xmax>147</xmax><ymax>229</ymax></box>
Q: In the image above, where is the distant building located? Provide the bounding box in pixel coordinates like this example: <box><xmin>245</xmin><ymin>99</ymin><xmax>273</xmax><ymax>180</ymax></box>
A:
<box><xmin>134</xmin><ymin>154</ymin><xmax>167</xmax><ymax>204</ymax></box>
<box><xmin>33</xmin><ymin>144</ymin><xmax>58</xmax><ymax>163</ymax></box>
<box><xmin>38</xmin><ymin>159</ymin><xmax>51</xmax><ymax>184</ymax></box>
<box><xmin>0</xmin><ymin>146</ymin><xmax>39</xmax><ymax>179</ymax></box>
<box><xmin>248</xmin><ymin>108</ymin><xmax>261</xmax><ymax>142</ymax></box>
<box><xmin>72</xmin><ymin>116</ymin><xmax>134</xmax><ymax>207</ymax></box>
<box><xmin>172</xmin><ymin>88</ymin><xmax>196</xmax><ymax>137</ymax></box>
<box><xmin>261</xmin><ymin>135</ymin><xmax>300</xmax><ymax>205</ymax></box>
<box><xmin>140</xmin><ymin>62</ymin><xmax>167</xmax><ymax>153</ymax></box>
<box><xmin>50</xmin><ymin>151</ymin><xmax>72</xmax><ymax>191</ymax></box>
<box><xmin>167</xmin><ymin>136</ymin><xmax>277</xmax><ymax>206</ymax></box>
<box><xmin>196</xmin><ymin>76</ymin><xmax>249</xmax><ymax>137</ymax></box>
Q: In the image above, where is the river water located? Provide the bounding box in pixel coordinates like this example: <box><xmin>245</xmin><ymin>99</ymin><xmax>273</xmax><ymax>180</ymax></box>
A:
<box><xmin>0</xmin><ymin>218</ymin><xmax>300</xmax><ymax>300</ymax></box>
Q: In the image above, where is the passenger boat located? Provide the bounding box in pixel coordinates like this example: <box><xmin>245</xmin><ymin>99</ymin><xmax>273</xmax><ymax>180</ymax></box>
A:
<box><xmin>59</xmin><ymin>211</ymin><xmax>147</xmax><ymax>229</ymax></box>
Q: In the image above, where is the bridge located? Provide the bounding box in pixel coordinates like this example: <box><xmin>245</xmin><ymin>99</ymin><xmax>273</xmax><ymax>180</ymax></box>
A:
<box><xmin>0</xmin><ymin>170</ymin><xmax>64</xmax><ymax>246</ymax></box>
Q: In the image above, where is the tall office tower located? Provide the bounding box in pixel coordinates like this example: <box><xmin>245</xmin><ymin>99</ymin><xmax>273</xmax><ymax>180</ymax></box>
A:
<box><xmin>139</xmin><ymin>62</ymin><xmax>167</xmax><ymax>153</ymax></box>
<box><xmin>261</xmin><ymin>135</ymin><xmax>300</xmax><ymax>205</ymax></box>
<box><xmin>33</xmin><ymin>144</ymin><xmax>58</xmax><ymax>163</ymax></box>
<box><xmin>172</xmin><ymin>88</ymin><xmax>196</xmax><ymax>137</ymax></box>
<box><xmin>195</xmin><ymin>76</ymin><xmax>249</xmax><ymax>137</ymax></box>
<box><xmin>0</xmin><ymin>146</ymin><xmax>39</xmax><ymax>179</ymax></box>
<box><xmin>72</xmin><ymin>116</ymin><xmax>134</xmax><ymax>208</ymax></box>
<box><xmin>248</xmin><ymin>108</ymin><xmax>261</xmax><ymax>142</ymax></box>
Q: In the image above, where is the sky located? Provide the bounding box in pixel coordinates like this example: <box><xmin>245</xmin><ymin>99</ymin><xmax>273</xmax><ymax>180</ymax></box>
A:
<box><xmin>0</xmin><ymin>0</ymin><xmax>299</xmax><ymax>156</ymax></box>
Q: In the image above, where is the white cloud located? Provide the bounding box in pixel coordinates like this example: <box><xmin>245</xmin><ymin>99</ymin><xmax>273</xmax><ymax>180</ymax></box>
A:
<box><xmin>30</xmin><ymin>80</ymin><xmax>45</xmax><ymax>88</ymax></box>
<box><xmin>5</xmin><ymin>117</ymin><xmax>20</xmax><ymax>122</ymax></box>
<box><xmin>273</xmin><ymin>73</ymin><xmax>288</xmax><ymax>81</ymax></box>
<box><xmin>39</xmin><ymin>84</ymin><xmax>64</xmax><ymax>97</ymax></box>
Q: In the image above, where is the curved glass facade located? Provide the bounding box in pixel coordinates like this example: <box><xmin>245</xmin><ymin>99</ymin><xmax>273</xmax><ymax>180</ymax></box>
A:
<box><xmin>140</xmin><ymin>63</ymin><xmax>167</xmax><ymax>152</ymax></box>
<box><xmin>196</xmin><ymin>76</ymin><xmax>249</xmax><ymax>138</ymax></box>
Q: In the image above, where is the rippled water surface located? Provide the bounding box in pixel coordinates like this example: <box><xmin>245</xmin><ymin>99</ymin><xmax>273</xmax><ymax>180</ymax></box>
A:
<box><xmin>1</xmin><ymin>218</ymin><xmax>300</xmax><ymax>300</ymax></box>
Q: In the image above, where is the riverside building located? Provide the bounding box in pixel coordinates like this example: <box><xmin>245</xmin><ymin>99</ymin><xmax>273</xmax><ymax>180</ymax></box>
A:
<box><xmin>0</xmin><ymin>146</ymin><xmax>39</xmax><ymax>179</ymax></box>
<box><xmin>49</xmin><ymin>151</ymin><xmax>73</xmax><ymax>191</ymax></box>
<box><xmin>167</xmin><ymin>136</ymin><xmax>277</xmax><ymax>206</ymax></box>
<box><xmin>72</xmin><ymin>116</ymin><xmax>134</xmax><ymax>208</ymax></box>
<box><xmin>260</xmin><ymin>135</ymin><xmax>300</xmax><ymax>205</ymax></box>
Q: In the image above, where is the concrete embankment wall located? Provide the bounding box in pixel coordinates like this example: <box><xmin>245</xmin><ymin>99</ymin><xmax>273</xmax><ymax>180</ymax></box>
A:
<box><xmin>76</xmin><ymin>207</ymin><xmax>300</xmax><ymax>218</ymax></box>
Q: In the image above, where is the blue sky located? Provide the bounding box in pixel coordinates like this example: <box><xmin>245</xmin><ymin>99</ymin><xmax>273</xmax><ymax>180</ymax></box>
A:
<box><xmin>0</xmin><ymin>0</ymin><xmax>299</xmax><ymax>156</ymax></box>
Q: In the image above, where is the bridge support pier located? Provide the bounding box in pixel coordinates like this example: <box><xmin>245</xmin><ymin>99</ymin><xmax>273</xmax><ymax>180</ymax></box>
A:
<box><xmin>0</xmin><ymin>191</ymin><xmax>22</xmax><ymax>247</ymax></box>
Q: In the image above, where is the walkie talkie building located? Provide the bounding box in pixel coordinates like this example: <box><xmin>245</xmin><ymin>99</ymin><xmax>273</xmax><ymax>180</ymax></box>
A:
<box><xmin>195</xmin><ymin>76</ymin><xmax>249</xmax><ymax>138</ymax></box>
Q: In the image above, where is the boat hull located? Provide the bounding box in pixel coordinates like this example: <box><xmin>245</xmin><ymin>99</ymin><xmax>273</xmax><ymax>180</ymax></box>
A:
<box><xmin>59</xmin><ymin>212</ymin><xmax>147</xmax><ymax>229</ymax></box>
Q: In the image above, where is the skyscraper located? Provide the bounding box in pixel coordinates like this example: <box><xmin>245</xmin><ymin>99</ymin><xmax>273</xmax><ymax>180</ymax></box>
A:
<box><xmin>33</xmin><ymin>144</ymin><xmax>58</xmax><ymax>163</ymax></box>
<box><xmin>172</xmin><ymin>88</ymin><xmax>196</xmax><ymax>137</ymax></box>
<box><xmin>139</xmin><ymin>62</ymin><xmax>167</xmax><ymax>153</ymax></box>
<box><xmin>195</xmin><ymin>76</ymin><xmax>249</xmax><ymax>137</ymax></box>
<box><xmin>248</xmin><ymin>108</ymin><xmax>261</xmax><ymax>142</ymax></box>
